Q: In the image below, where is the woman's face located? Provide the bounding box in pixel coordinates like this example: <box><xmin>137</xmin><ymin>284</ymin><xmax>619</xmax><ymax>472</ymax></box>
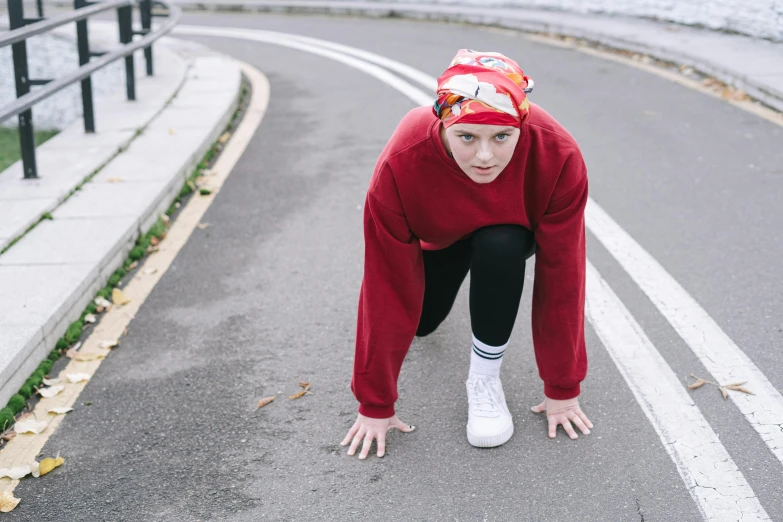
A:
<box><xmin>441</xmin><ymin>123</ymin><xmax>520</xmax><ymax>184</ymax></box>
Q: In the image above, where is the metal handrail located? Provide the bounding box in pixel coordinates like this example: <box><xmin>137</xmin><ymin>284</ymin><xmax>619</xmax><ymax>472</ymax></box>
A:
<box><xmin>1</xmin><ymin>0</ymin><xmax>181</xmax><ymax>178</ymax></box>
<box><xmin>0</xmin><ymin>3</ymin><xmax>182</xmax><ymax>123</ymax></box>
<box><xmin>0</xmin><ymin>0</ymin><xmax>130</xmax><ymax>48</ymax></box>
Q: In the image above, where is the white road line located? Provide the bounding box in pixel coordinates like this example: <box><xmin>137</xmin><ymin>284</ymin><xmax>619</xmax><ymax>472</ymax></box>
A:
<box><xmin>587</xmin><ymin>199</ymin><xmax>783</xmax><ymax>464</ymax></box>
<box><xmin>171</xmin><ymin>25</ymin><xmax>776</xmax><ymax>517</ymax></box>
<box><xmin>173</xmin><ymin>26</ymin><xmax>433</xmax><ymax>106</ymax></box>
<box><xmin>586</xmin><ymin>260</ymin><xmax>769</xmax><ymax>520</ymax></box>
<box><xmin>224</xmin><ymin>27</ymin><xmax>783</xmax><ymax>468</ymax></box>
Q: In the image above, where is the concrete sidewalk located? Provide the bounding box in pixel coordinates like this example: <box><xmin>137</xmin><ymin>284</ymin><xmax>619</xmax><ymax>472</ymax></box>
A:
<box><xmin>171</xmin><ymin>0</ymin><xmax>783</xmax><ymax>113</ymax></box>
<box><xmin>0</xmin><ymin>23</ymin><xmax>241</xmax><ymax>407</ymax></box>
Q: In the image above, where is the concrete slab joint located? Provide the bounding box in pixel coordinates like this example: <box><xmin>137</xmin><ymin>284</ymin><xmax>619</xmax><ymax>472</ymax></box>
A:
<box><xmin>0</xmin><ymin>28</ymin><xmax>242</xmax><ymax>407</ymax></box>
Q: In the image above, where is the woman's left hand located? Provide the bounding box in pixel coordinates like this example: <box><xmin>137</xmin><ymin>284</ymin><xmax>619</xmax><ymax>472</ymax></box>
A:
<box><xmin>531</xmin><ymin>396</ymin><xmax>593</xmax><ymax>439</ymax></box>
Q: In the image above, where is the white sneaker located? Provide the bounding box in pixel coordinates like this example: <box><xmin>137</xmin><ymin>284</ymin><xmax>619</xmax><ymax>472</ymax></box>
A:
<box><xmin>465</xmin><ymin>375</ymin><xmax>514</xmax><ymax>448</ymax></box>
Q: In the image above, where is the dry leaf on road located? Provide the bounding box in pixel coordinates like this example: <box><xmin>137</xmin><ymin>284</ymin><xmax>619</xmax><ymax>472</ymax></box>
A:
<box><xmin>257</xmin><ymin>396</ymin><xmax>276</xmax><ymax>409</ymax></box>
<box><xmin>0</xmin><ymin>466</ymin><xmax>32</xmax><ymax>480</ymax></box>
<box><xmin>112</xmin><ymin>288</ymin><xmax>131</xmax><ymax>306</ymax></box>
<box><xmin>94</xmin><ymin>297</ymin><xmax>112</xmax><ymax>308</ymax></box>
<box><xmin>48</xmin><ymin>407</ymin><xmax>73</xmax><ymax>415</ymax></box>
<box><xmin>14</xmin><ymin>419</ymin><xmax>49</xmax><ymax>434</ymax></box>
<box><xmin>98</xmin><ymin>340</ymin><xmax>118</xmax><ymax>350</ymax></box>
<box><xmin>687</xmin><ymin>379</ymin><xmax>707</xmax><ymax>390</ymax></box>
<box><xmin>38</xmin><ymin>456</ymin><xmax>64</xmax><ymax>477</ymax></box>
<box><xmin>143</xmin><ymin>268</ymin><xmax>158</xmax><ymax>275</ymax></box>
<box><xmin>0</xmin><ymin>491</ymin><xmax>20</xmax><ymax>512</ymax></box>
<box><xmin>39</xmin><ymin>385</ymin><xmax>65</xmax><ymax>399</ymax></box>
<box><xmin>43</xmin><ymin>378</ymin><xmax>60</xmax><ymax>386</ymax></box>
<box><xmin>84</xmin><ymin>314</ymin><xmax>97</xmax><ymax>324</ymax></box>
<box><xmin>719</xmin><ymin>387</ymin><xmax>729</xmax><ymax>400</ymax></box>
<box><xmin>298</xmin><ymin>381</ymin><xmax>310</xmax><ymax>388</ymax></box>
<box><xmin>197</xmin><ymin>223</ymin><xmax>210</xmax><ymax>230</ymax></box>
<box><xmin>66</xmin><ymin>373</ymin><xmax>90</xmax><ymax>384</ymax></box>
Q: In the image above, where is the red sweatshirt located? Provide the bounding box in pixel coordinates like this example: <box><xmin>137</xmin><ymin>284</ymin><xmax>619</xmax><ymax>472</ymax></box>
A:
<box><xmin>351</xmin><ymin>103</ymin><xmax>588</xmax><ymax>418</ymax></box>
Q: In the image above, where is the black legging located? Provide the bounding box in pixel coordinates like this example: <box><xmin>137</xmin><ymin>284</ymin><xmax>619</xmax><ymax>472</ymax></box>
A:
<box><xmin>415</xmin><ymin>224</ymin><xmax>536</xmax><ymax>346</ymax></box>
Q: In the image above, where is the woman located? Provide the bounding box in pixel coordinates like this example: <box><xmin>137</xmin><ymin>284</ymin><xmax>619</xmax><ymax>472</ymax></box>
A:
<box><xmin>340</xmin><ymin>50</ymin><xmax>594</xmax><ymax>459</ymax></box>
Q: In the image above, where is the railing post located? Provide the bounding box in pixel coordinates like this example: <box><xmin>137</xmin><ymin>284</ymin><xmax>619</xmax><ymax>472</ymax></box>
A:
<box><xmin>74</xmin><ymin>0</ymin><xmax>96</xmax><ymax>133</ymax></box>
<box><xmin>8</xmin><ymin>0</ymin><xmax>38</xmax><ymax>179</ymax></box>
<box><xmin>36</xmin><ymin>0</ymin><xmax>44</xmax><ymax>18</ymax></box>
<box><xmin>139</xmin><ymin>0</ymin><xmax>154</xmax><ymax>75</ymax></box>
<box><xmin>117</xmin><ymin>5</ymin><xmax>136</xmax><ymax>101</ymax></box>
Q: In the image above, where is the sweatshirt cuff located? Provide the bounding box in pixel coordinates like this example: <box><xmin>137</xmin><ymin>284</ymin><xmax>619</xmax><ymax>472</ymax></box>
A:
<box><xmin>358</xmin><ymin>403</ymin><xmax>396</xmax><ymax>419</ymax></box>
<box><xmin>544</xmin><ymin>382</ymin><xmax>581</xmax><ymax>401</ymax></box>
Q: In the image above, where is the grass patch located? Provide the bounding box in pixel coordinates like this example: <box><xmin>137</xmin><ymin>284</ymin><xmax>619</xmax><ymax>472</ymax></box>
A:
<box><xmin>0</xmin><ymin>127</ymin><xmax>58</xmax><ymax>173</ymax></box>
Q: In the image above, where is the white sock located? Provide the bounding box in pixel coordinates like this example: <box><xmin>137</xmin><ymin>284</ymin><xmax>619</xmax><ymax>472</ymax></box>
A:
<box><xmin>469</xmin><ymin>334</ymin><xmax>508</xmax><ymax>378</ymax></box>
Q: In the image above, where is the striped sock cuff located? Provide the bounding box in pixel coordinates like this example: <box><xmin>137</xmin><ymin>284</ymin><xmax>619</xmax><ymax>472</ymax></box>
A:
<box><xmin>472</xmin><ymin>334</ymin><xmax>508</xmax><ymax>360</ymax></box>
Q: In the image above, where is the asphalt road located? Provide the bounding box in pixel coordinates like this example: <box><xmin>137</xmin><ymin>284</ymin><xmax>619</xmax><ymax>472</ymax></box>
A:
<box><xmin>9</xmin><ymin>12</ymin><xmax>783</xmax><ymax>521</ymax></box>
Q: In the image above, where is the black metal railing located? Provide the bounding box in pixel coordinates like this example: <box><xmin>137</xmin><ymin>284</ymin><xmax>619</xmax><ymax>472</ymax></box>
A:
<box><xmin>0</xmin><ymin>0</ymin><xmax>182</xmax><ymax>178</ymax></box>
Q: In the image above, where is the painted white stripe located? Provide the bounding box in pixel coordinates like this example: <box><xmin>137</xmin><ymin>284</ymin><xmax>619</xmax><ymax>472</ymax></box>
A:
<box><xmin>586</xmin><ymin>260</ymin><xmax>769</xmax><ymax>521</ymax></box>
<box><xmin>170</xmin><ymin>25</ymin><xmax>774</xmax><ymax>516</ymax></box>
<box><xmin>586</xmin><ymin>199</ymin><xmax>783</xmax><ymax>464</ymax></box>
<box><xmin>172</xmin><ymin>26</ymin><xmax>433</xmax><ymax>106</ymax></box>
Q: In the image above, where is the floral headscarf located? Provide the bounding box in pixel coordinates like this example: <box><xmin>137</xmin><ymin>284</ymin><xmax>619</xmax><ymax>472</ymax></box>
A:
<box><xmin>433</xmin><ymin>49</ymin><xmax>534</xmax><ymax>128</ymax></box>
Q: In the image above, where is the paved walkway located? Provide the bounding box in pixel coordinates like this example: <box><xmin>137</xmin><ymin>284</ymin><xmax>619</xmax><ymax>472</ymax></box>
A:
<box><xmin>0</xmin><ymin>22</ymin><xmax>241</xmax><ymax>406</ymax></box>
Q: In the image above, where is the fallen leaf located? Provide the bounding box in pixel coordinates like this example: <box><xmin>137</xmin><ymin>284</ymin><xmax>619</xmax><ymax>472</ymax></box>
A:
<box><xmin>106</xmin><ymin>177</ymin><xmax>123</xmax><ymax>183</ymax></box>
<box><xmin>66</xmin><ymin>373</ymin><xmax>90</xmax><ymax>383</ymax></box>
<box><xmin>725</xmin><ymin>384</ymin><xmax>754</xmax><ymax>395</ymax></box>
<box><xmin>168</xmin><ymin>128</ymin><xmax>175</xmax><ymax>135</ymax></box>
<box><xmin>95</xmin><ymin>305</ymin><xmax>106</xmax><ymax>314</ymax></box>
<box><xmin>112</xmin><ymin>288</ymin><xmax>131</xmax><ymax>306</ymax></box>
<box><xmin>687</xmin><ymin>379</ymin><xmax>706</xmax><ymax>390</ymax></box>
<box><xmin>94</xmin><ymin>297</ymin><xmax>112</xmax><ymax>308</ymax></box>
<box><xmin>30</xmin><ymin>460</ymin><xmax>40</xmax><ymax>478</ymax></box>
<box><xmin>74</xmin><ymin>351</ymin><xmax>108</xmax><ymax>361</ymax></box>
<box><xmin>723</xmin><ymin>381</ymin><xmax>747</xmax><ymax>388</ymax></box>
<box><xmin>0</xmin><ymin>491</ymin><xmax>20</xmax><ymax>512</ymax></box>
<box><xmin>175</xmin><ymin>201</ymin><xmax>181</xmax><ymax>208</ymax></box>
<box><xmin>197</xmin><ymin>223</ymin><xmax>210</xmax><ymax>230</ymax></box>
<box><xmin>43</xmin><ymin>378</ymin><xmax>60</xmax><ymax>386</ymax></box>
<box><xmin>48</xmin><ymin>407</ymin><xmax>73</xmax><ymax>415</ymax></box>
<box><xmin>218</xmin><ymin>131</ymin><xmax>231</xmax><ymax>144</ymax></box>
<box><xmin>150</xmin><ymin>236</ymin><xmax>160</xmax><ymax>246</ymax></box>
<box><xmin>98</xmin><ymin>340</ymin><xmax>118</xmax><ymax>350</ymax></box>
<box><xmin>14</xmin><ymin>419</ymin><xmax>48</xmax><ymax>434</ymax></box>
<box><xmin>143</xmin><ymin>268</ymin><xmax>158</xmax><ymax>275</ymax></box>
<box><xmin>187</xmin><ymin>180</ymin><xmax>197</xmax><ymax>192</ymax></box>
<box><xmin>0</xmin><ymin>466</ymin><xmax>32</xmax><ymax>480</ymax></box>
<box><xmin>161</xmin><ymin>214</ymin><xmax>171</xmax><ymax>226</ymax></box>
<box><xmin>298</xmin><ymin>381</ymin><xmax>310</xmax><ymax>388</ymax></box>
<box><xmin>719</xmin><ymin>387</ymin><xmax>729</xmax><ymax>400</ymax></box>
<box><xmin>289</xmin><ymin>390</ymin><xmax>307</xmax><ymax>400</ymax></box>
<box><xmin>1</xmin><ymin>432</ymin><xmax>16</xmax><ymax>441</ymax></box>
<box><xmin>38</xmin><ymin>456</ymin><xmax>64</xmax><ymax>476</ymax></box>
<box><xmin>128</xmin><ymin>261</ymin><xmax>139</xmax><ymax>270</ymax></box>
<box><xmin>201</xmin><ymin>168</ymin><xmax>217</xmax><ymax>176</ymax></box>
<box><xmin>84</xmin><ymin>314</ymin><xmax>97</xmax><ymax>324</ymax></box>
<box><xmin>257</xmin><ymin>396</ymin><xmax>276</xmax><ymax>409</ymax></box>
<box><xmin>146</xmin><ymin>245</ymin><xmax>160</xmax><ymax>254</ymax></box>
<box><xmin>39</xmin><ymin>385</ymin><xmax>65</xmax><ymax>399</ymax></box>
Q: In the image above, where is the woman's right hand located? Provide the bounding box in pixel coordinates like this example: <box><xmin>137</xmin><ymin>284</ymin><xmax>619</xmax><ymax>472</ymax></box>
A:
<box><xmin>340</xmin><ymin>412</ymin><xmax>416</xmax><ymax>459</ymax></box>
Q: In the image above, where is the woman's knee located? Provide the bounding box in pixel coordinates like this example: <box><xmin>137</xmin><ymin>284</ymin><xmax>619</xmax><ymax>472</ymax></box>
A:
<box><xmin>471</xmin><ymin>224</ymin><xmax>535</xmax><ymax>261</ymax></box>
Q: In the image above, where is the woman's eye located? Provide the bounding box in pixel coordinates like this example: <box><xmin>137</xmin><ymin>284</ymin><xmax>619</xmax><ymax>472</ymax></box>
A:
<box><xmin>495</xmin><ymin>134</ymin><xmax>508</xmax><ymax>141</ymax></box>
<box><xmin>460</xmin><ymin>135</ymin><xmax>474</xmax><ymax>142</ymax></box>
